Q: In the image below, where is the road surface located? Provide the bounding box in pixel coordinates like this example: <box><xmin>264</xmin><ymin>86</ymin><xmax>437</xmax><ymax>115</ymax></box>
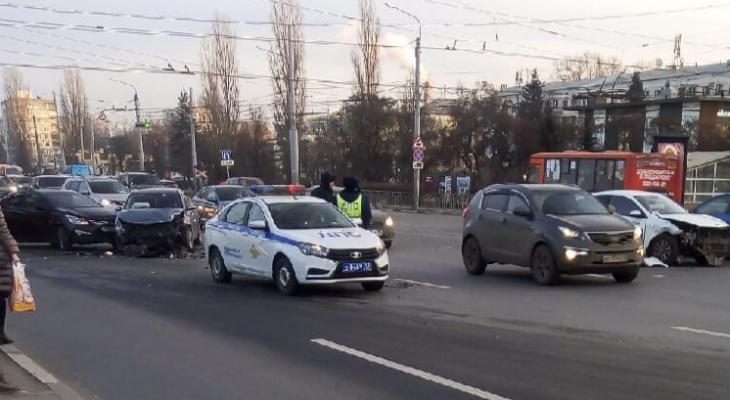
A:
<box><xmin>7</xmin><ymin>212</ymin><xmax>730</xmax><ymax>400</ymax></box>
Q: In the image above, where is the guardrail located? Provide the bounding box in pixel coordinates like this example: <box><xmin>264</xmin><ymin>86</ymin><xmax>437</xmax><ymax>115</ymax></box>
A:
<box><xmin>364</xmin><ymin>191</ymin><xmax>472</xmax><ymax>212</ymax></box>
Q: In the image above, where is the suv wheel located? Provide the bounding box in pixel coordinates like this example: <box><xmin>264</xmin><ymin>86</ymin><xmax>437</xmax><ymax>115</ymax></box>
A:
<box><xmin>613</xmin><ymin>269</ymin><xmax>639</xmax><ymax>283</ymax></box>
<box><xmin>531</xmin><ymin>244</ymin><xmax>560</xmax><ymax>286</ymax></box>
<box><xmin>462</xmin><ymin>237</ymin><xmax>487</xmax><ymax>275</ymax></box>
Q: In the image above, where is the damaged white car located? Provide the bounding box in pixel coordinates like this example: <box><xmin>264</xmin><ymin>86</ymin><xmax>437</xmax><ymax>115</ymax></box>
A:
<box><xmin>595</xmin><ymin>190</ymin><xmax>729</xmax><ymax>266</ymax></box>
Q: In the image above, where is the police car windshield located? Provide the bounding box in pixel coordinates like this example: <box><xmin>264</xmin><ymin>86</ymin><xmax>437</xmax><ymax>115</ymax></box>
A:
<box><xmin>635</xmin><ymin>194</ymin><xmax>686</xmax><ymax>214</ymax></box>
<box><xmin>268</xmin><ymin>203</ymin><xmax>355</xmax><ymax>230</ymax></box>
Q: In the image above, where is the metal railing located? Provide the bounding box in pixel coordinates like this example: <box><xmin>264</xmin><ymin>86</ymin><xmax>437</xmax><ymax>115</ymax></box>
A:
<box><xmin>365</xmin><ymin>190</ymin><xmax>472</xmax><ymax>212</ymax></box>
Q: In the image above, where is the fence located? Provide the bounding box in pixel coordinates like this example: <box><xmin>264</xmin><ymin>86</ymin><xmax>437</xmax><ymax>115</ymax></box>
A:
<box><xmin>364</xmin><ymin>190</ymin><xmax>472</xmax><ymax>212</ymax></box>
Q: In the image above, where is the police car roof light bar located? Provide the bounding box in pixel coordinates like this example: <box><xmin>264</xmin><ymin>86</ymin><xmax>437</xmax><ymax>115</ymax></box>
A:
<box><xmin>249</xmin><ymin>184</ymin><xmax>306</xmax><ymax>196</ymax></box>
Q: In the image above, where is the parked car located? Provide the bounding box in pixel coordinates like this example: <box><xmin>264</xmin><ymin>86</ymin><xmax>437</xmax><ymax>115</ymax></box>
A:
<box><xmin>192</xmin><ymin>185</ymin><xmax>255</xmax><ymax>226</ymax></box>
<box><xmin>117</xmin><ymin>172</ymin><xmax>162</xmax><ymax>189</ymax></box>
<box><xmin>115</xmin><ymin>188</ymin><xmax>201</xmax><ymax>255</ymax></box>
<box><xmin>63</xmin><ymin>177</ymin><xmax>130</xmax><ymax>207</ymax></box>
<box><xmin>32</xmin><ymin>175</ymin><xmax>71</xmax><ymax>189</ymax></box>
<box><xmin>595</xmin><ymin>190</ymin><xmax>729</xmax><ymax>266</ymax></box>
<box><xmin>5</xmin><ymin>175</ymin><xmax>33</xmax><ymax>192</ymax></box>
<box><xmin>692</xmin><ymin>193</ymin><xmax>730</xmax><ymax>224</ymax></box>
<box><xmin>306</xmin><ymin>185</ymin><xmax>395</xmax><ymax>248</ymax></box>
<box><xmin>0</xmin><ymin>189</ymin><xmax>117</xmax><ymax>250</ymax></box>
<box><xmin>462</xmin><ymin>184</ymin><xmax>644</xmax><ymax>285</ymax></box>
<box><xmin>225</xmin><ymin>176</ymin><xmax>264</xmax><ymax>186</ymax></box>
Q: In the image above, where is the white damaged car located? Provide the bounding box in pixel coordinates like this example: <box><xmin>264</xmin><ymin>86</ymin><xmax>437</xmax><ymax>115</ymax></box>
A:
<box><xmin>595</xmin><ymin>190</ymin><xmax>729</xmax><ymax>266</ymax></box>
<box><xmin>204</xmin><ymin>191</ymin><xmax>389</xmax><ymax>295</ymax></box>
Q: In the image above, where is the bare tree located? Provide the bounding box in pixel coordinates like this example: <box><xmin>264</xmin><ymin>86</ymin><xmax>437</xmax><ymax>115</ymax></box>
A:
<box><xmin>2</xmin><ymin>67</ymin><xmax>32</xmax><ymax>169</ymax></box>
<box><xmin>553</xmin><ymin>52</ymin><xmax>623</xmax><ymax>81</ymax></box>
<box><xmin>268</xmin><ymin>0</ymin><xmax>306</xmax><ymax>180</ymax></box>
<box><xmin>352</xmin><ymin>0</ymin><xmax>381</xmax><ymax>98</ymax></box>
<box><xmin>59</xmin><ymin>68</ymin><xmax>89</xmax><ymax>162</ymax></box>
<box><xmin>201</xmin><ymin>14</ymin><xmax>240</xmax><ymax>136</ymax></box>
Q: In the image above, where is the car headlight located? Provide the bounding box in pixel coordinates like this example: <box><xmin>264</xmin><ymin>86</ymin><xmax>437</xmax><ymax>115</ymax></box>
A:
<box><xmin>100</xmin><ymin>199</ymin><xmax>111</xmax><ymax>206</ymax></box>
<box><xmin>384</xmin><ymin>216</ymin><xmax>394</xmax><ymax>227</ymax></box>
<box><xmin>376</xmin><ymin>239</ymin><xmax>386</xmax><ymax>255</ymax></box>
<box><xmin>558</xmin><ymin>226</ymin><xmax>581</xmax><ymax>239</ymax></box>
<box><xmin>66</xmin><ymin>214</ymin><xmax>89</xmax><ymax>225</ymax></box>
<box><xmin>298</xmin><ymin>243</ymin><xmax>329</xmax><ymax>258</ymax></box>
<box><xmin>8</xmin><ymin>185</ymin><xmax>17</xmax><ymax>193</ymax></box>
<box><xmin>634</xmin><ymin>226</ymin><xmax>643</xmax><ymax>240</ymax></box>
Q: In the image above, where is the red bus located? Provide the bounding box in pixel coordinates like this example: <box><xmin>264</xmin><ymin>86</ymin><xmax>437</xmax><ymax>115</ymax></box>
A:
<box><xmin>526</xmin><ymin>151</ymin><xmax>684</xmax><ymax>204</ymax></box>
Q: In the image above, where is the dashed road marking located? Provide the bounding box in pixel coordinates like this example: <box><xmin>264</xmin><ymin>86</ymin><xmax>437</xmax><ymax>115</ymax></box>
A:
<box><xmin>671</xmin><ymin>326</ymin><xmax>730</xmax><ymax>339</ymax></box>
<box><xmin>653</xmin><ymin>274</ymin><xmax>665</xmax><ymax>278</ymax></box>
<box><xmin>394</xmin><ymin>278</ymin><xmax>450</xmax><ymax>289</ymax></box>
<box><xmin>311</xmin><ymin>338</ymin><xmax>513</xmax><ymax>400</ymax></box>
<box><xmin>586</xmin><ymin>274</ymin><xmax>611</xmax><ymax>279</ymax></box>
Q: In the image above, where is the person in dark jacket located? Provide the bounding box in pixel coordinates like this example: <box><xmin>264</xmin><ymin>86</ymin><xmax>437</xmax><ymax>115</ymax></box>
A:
<box><xmin>0</xmin><ymin>206</ymin><xmax>20</xmax><ymax>345</ymax></box>
<box><xmin>336</xmin><ymin>176</ymin><xmax>372</xmax><ymax>229</ymax></box>
<box><xmin>311</xmin><ymin>172</ymin><xmax>337</xmax><ymax>205</ymax></box>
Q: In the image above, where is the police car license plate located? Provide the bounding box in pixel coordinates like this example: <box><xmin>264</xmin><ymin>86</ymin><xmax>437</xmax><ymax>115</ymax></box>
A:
<box><xmin>341</xmin><ymin>262</ymin><xmax>373</xmax><ymax>273</ymax></box>
<box><xmin>370</xmin><ymin>229</ymin><xmax>382</xmax><ymax>236</ymax></box>
<box><xmin>602</xmin><ymin>254</ymin><xmax>629</xmax><ymax>263</ymax></box>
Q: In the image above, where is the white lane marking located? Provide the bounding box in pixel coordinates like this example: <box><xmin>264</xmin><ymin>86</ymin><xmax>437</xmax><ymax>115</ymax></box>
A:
<box><xmin>671</xmin><ymin>326</ymin><xmax>730</xmax><ymax>339</ymax></box>
<box><xmin>653</xmin><ymin>274</ymin><xmax>665</xmax><ymax>278</ymax></box>
<box><xmin>586</xmin><ymin>274</ymin><xmax>611</xmax><ymax>279</ymax></box>
<box><xmin>394</xmin><ymin>278</ymin><xmax>450</xmax><ymax>289</ymax></box>
<box><xmin>311</xmin><ymin>339</ymin><xmax>513</xmax><ymax>400</ymax></box>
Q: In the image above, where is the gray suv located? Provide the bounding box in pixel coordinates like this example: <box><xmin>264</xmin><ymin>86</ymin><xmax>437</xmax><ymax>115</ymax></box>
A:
<box><xmin>462</xmin><ymin>184</ymin><xmax>644</xmax><ymax>285</ymax></box>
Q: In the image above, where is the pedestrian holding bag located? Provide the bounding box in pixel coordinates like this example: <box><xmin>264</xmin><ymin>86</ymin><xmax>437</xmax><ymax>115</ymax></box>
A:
<box><xmin>9</xmin><ymin>262</ymin><xmax>35</xmax><ymax>312</ymax></box>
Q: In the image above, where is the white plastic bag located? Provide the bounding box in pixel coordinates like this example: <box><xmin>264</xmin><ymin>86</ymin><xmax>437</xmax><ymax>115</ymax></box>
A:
<box><xmin>9</xmin><ymin>262</ymin><xmax>35</xmax><ymax>312</ymax></box>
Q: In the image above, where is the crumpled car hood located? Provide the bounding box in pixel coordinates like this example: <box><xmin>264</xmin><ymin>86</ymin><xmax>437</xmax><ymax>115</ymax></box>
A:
<box><xmin>117</xmin><ymin>208</ymin><xmax>183</xmax><ymax>225</ymax></box>
<box><xmin>658</xmin><ymin>213</ymin><xmax>729</xmax><ymax>229</ymax></box>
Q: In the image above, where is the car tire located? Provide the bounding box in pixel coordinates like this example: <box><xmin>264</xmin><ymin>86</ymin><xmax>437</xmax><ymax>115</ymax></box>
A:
<box><xmin>531</xmin><ymin>244</ymin><xmax>560</xmax><ymax>286</ymax></box>
<box><xmin>462</xmin><ymin>236</ymin><xmax>487</xmax><ymax>275</ymax></box>
<box><xmin>648</xmin><ymin>234</ymin><xmax>679</xmax><ymax>265</ymax></box>
<box><xmin>384</xmin><ymin>240</ymin><xmax>393</xmax><ymax>249</ymax></box>
<box><xmin>209</xmin><ymin>248</ymin><xmax>232</xmax><ymax>283</ymax></box>
<box><xmin>361</xmin><ymin>281</ymin><xmax>385</xmax><ymax>292</ymax></box>
<box><xmin>113</xmin><ymin>235</ymin><xmax>126</xmax><ymax>256</ymax></box>
<box><xmin>56</xmin><ymin>226</ymin><xmax>72</xmax><ymax>251</ymax></box>
<box><xmin>613</xmin><ymin>269</ymin><xmax>639</xmax><ymax>283</ymax></box>
<box><xmin>274</xmin><ymin>256</ymin><xmax>299</xmax><ymax>295</ymax></box>
<box><xmin>182</xmin><ymin>227</ymin><xmax>195</xmax><ymax>251</ymax></box>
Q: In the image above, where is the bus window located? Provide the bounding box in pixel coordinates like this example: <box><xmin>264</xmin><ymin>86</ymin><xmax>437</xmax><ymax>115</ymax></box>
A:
<box><xmin>526</xmin><ymin>166</ymin><xmax>539</xmax><ymax>183</ymax></box>
<box><xmin>559</xmin><ymin>159</ymin><xmax>578</xmax><ymax>185</ymax></box>
<box><xmin>614</xmin><ymin>160</ymin><xmax>626</xmax><ymax>189</ymax></box>
<box><xmin>577</xmin><ymin>159</ymin><xmax>596</xmax><ymax>192</ymax></box>
<box><xmin>544</xmin><ymin>159</ymin><xmax>561</xmax><ymax>183</ymax></box>
<box><xmin>594</xmin><ymin>160</ymin><xmax>612</xmax><ymax>191</ymax></box>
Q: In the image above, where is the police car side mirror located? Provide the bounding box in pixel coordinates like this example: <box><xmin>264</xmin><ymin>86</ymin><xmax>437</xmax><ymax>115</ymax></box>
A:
<box><xmin>248</xmin><ymin>219</ymin><xmax>267</xmax><ymax>231</ymax></box>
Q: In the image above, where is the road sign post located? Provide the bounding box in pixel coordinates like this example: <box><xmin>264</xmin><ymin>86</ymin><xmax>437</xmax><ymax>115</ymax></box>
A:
<box><xmin>220</xmin><ymin>150</ymin><xmax>233</xmax><ymax>179</ymax></box>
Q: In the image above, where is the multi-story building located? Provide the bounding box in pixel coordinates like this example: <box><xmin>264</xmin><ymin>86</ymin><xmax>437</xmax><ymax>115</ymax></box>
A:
<box><xmin>1</xmin><ymin>90</ymin><xmax>62</xmax><ymax>169</ymax></box>
<box><xmin>499</xmin><ymin>62</ymin><xmax>730</xmax><ymax>152</ymax></box>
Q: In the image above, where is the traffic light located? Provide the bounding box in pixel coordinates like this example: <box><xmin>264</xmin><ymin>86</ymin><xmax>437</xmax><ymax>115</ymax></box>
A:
<box><xmin>135</xmin><ymin>122</ymin><xmax>151</xmax><ymax>129</ymax></box>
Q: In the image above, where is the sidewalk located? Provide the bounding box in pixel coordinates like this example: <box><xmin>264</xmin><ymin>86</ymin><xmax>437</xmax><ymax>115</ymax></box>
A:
<box><xmin>0</xmin><ymin>345</ymin><xmax>84</xmax><ymax>400</ymax></box>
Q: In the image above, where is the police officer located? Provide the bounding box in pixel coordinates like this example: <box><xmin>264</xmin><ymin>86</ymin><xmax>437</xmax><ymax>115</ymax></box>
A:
<box><xmin>311</xmin><ymin>172</ymin><xmax>337</xmax><ymax>205</ymax></box>
<box><xmin>337</xmin><ymin>176</ymin><xmax>372</xmax><ymax>229</ymax></box>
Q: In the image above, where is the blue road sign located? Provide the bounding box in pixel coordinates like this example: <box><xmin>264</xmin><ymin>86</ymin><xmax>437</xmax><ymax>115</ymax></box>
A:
<box><xmin>221</xmin><ymin>149</ymin><xmax>232</xmax><ymax>160</ymax></box>
<box><xmin>413</xmin><ymin>148</ymin><xmax>424</xmax><ymax>162</ymax></box>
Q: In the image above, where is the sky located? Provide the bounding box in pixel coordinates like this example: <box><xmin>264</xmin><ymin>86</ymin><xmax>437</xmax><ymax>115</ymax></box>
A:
<box><xmin>1</xmin><ymin>0</ymin><xmax>729</xmax><ymax>126</ymax></box>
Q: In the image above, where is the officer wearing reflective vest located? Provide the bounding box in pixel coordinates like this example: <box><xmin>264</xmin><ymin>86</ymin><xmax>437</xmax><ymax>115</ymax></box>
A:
<box><xmin>337</xmin><ymin>176</ymin><xmax>372</xmax><ymax>229</ymax></box>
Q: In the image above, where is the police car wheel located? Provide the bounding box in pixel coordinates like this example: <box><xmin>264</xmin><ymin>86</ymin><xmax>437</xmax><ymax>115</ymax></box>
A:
<box><xmin>361</xmin><ymin>281</ymin><xmax>385</xmax><ymax>292</ymax></box>
<box><xmin>274</xmin><ymin>257</ymin><xmax>298</xmax><ymax>295</ymax></box>
<box><xmin>210</xmin><ymin>248</ymin><xmax>232</xmax><ymax>283</ymax></box>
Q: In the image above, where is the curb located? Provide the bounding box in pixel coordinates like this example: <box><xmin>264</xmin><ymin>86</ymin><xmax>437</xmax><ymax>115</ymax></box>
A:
<box><xmin>1</xmin><ymin>345</ymin><xmax>87</xmax><ymax>400</ymax></box>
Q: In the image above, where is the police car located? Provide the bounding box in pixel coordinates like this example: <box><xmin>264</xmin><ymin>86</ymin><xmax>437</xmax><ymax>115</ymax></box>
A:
<box><xmin>204</xmin><ymin>185</ymin><xmax>389</xmax><ymax>295</ymax></box>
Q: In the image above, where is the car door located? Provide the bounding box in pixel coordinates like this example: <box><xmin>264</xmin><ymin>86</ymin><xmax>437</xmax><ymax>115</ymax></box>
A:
<box><xmin>500</xmin><ymin>191</ymin><xmax>536</xmax><ymax>265</ymax></box>
<box><xmin>605</xmin><ymin>194</ymin><xmax>650</xmax><ymax>239</ymax></box>
<box><xmin>473</xmin><ymin>190</ymin><xmax>509</xmax><ymax>263</ymax></box>
<box><xmin>17</xmin><ymin>192</ymin><xmax>51</xmax><ymax>243</ymax></box>
<box><xmin>239</xmin><ymin>202</ymin><xmax>272</xmax><ymax>276</ymax></box>
<box><xmin>1</xmin><ymin>193</ymin><xmax>29</xmax><ymax>241</ymax></box>
<box><xmin>213</xmin><ymin>202</ymin><xmax>250</xmax><ymax>271</ymax></box>
<box><xmin>694</xmin><ymin>195</ymin><xmax>730</xmax><ymax>224</ymax></box>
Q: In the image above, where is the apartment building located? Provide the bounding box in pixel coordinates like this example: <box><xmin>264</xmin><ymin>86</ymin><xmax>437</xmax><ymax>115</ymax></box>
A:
<box><xmin>1</xmin><ymin>90</ymin><xmax>62</xmax><ymax>168</ymax></box>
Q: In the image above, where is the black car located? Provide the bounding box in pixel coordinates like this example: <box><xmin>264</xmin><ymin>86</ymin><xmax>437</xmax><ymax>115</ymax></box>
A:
<box><xmin>192</xmin><ymin>185</ymin><xmax>254</xmax><ymax>226</ymax></box>
<box><xmin>33</xmin><ymin>175</ymin><xmax>71</xmax><ymax>189</ymax></box>
<box><xmin>117</xmin><ymin>172</ymin><xmax>162</xmax><ymax>189</ymax></box>
<box><xmin>462</xmin><ymin>184</ymin><xmax>644</xmax><ymax>285</ymax></box>
<box><xmin>115</xmin><ymin>188</ymin><xmax>201</xmax><ymax>254</ymax></box>
<box><xmin>1</xmin><ymin>189</ymin><xmax>118</xmax><ymax>250</ymax></box>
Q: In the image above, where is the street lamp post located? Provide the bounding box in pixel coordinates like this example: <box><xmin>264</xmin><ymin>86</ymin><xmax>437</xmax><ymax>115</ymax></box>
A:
<box><xmin>385</xmin><ymin>3</ymin><xmax>422</xmax><ymax>210</ymax></box>
<box><xmin>110</xmin><ymin>78</ymin><xmax>144</xmax><ymax>171</ymax></box>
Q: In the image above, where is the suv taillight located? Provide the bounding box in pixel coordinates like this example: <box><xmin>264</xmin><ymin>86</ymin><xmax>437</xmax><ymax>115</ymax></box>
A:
<box><xmin>462</xmin><ymin>207</ymin><xmax>470</xmax><ymax>218</ymax></box>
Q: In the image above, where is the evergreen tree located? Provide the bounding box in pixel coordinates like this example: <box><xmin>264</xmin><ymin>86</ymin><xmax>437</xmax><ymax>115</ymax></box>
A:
<box><xmin>625</xmin><ymin>72</ymin><xmax>644</xmax><ymax>102</ymax></box>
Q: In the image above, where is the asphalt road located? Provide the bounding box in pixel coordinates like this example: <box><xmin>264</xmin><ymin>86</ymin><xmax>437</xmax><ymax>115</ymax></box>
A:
<box><xmin>6</xmin><ymin>212</ymin><xmax>730</xmax><ymax>400</ymax></box>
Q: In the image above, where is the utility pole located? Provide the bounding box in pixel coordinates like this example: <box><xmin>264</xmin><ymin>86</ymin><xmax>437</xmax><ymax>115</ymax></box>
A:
<box><xmin>189</xmin><ymin>87</ymin><xmax>198</xmax><ymax>192</ymax></box>
<box><xmin>287</xmin><ymin>24</ymin><xmax>299</xmax><ymax>185</ymax></box>
<box><xmin>79</xmin><ymin>117</ymin><xmax>85</xmax><ymax>165</ymax></box>
<box><xmin>52</xmin><ymin>92</ymin><xmax>66</xmax><ymax>170</ymax></box>
<box><xmin>32</xmin><ymin>115</ymin><xmax>43</xmax><ymax>172</ymax></box>
<box><xmin>134</xmin><ymin>93</ymin><xmax>144</xmax><ymax>172</ymax></box>
<box><xmin>414</xmin><ymin>35</ymin><xmax>422</xmax><ymax>210</ymax></box>
<box><xmin>90</xmin><ymin>118</ymin><xmax>96</xmax><ymax>174</ymax></box>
